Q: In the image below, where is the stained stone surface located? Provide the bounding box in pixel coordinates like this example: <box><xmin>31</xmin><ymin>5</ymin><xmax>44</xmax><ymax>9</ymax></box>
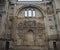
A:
<box><xmin>0</xmin><ymin>0</ymin><xmax>60</xmax><ymax>50</ymax></box>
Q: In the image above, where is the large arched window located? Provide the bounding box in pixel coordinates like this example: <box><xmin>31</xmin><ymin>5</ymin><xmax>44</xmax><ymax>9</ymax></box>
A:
<box><xmin>25</xmin><ymin>8</ymin><xmax>35</xmax><ymax>17</ymax></box>
<box><xmin>17</xmin><ymin>7</ymin><xmax>43</xmax><ymax>18</ymax></box>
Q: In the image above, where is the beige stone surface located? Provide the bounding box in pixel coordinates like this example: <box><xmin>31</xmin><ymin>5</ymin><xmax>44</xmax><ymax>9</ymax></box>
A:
<box><xmin>0</xmin><ymin>0</ymin><xmax>60</xmax><ymax>50</ymax></box>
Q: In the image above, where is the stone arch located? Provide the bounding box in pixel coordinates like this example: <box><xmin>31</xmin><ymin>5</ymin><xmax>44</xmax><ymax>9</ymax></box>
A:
<box><xmin>28</xmin><ymin>29</ymin><xmax>34</xmax><ymax>33</ymax></box>
<box><xmin>15</xmin><ymin>5</ymin><xmax>45</xmax><ymax>17</ymax></box>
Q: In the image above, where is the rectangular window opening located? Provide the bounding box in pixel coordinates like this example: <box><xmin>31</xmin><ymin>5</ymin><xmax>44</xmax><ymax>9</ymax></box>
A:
<box><xmin>28</xmin><ymin>10</ymin><xmax>32</xmax><ymax>17</ymax></box>
<box><xmin>25</xmin><ymin>11</ymin><xmax>28</xmax><ymax>17</ymax></box>
<box><xmin>33</xmin><ymin>11</ymin><xmax>35</xmax><ymax>17</ymax></box>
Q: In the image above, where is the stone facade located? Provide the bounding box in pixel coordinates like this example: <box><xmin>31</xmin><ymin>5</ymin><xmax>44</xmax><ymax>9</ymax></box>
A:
<box><xmin>0</xmin><ymin>0</ymin><xmax>60</xmax><ymax>50</ymax></box>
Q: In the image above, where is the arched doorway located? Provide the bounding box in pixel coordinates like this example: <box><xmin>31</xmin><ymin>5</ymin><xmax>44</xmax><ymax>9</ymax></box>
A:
<box><xmin>25</xmin><ymin>29</ymin><xmax>34</xmax><ymax>45</ymax></box>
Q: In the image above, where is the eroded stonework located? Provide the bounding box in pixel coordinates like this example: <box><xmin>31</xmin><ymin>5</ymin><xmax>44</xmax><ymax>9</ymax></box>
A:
<box><xmin>0</xmin><ymin>0</ymin><xmax>60</xmax><ymax>50</ymax></box>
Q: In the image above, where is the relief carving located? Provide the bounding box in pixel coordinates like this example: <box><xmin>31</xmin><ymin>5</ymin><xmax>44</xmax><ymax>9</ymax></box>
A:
<box><xmin>24</xmin><ymin>20</ymin><xmax>36</xmax><ymax>27</ymax></box>
<box><xmin>16</xmin><ymin>19</ymin><xmax>45</xmax><ymax>45</ymax></box>
<box><xmin>17</xmin><ymin>20</ymin><xmax>44</xmax><ymax>28</ymax></box>
<box><xmin>46</xmin><ymin>5</ymin><xmax>53</xmax><ymax>14</ymax></box>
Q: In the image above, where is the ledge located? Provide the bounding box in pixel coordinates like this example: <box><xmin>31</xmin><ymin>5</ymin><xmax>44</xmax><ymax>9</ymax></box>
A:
<box><xmin>0</xmin><ymin>38</ymin><xmax>14</xmax><ymax>41</ymax></box>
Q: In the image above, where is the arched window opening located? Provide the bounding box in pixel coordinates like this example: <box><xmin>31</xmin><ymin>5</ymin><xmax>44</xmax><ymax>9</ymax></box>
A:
<box><xmin>28</xmin><ymin>10</ymin><xmax>32</xmax><ymax>17</ymax></box>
